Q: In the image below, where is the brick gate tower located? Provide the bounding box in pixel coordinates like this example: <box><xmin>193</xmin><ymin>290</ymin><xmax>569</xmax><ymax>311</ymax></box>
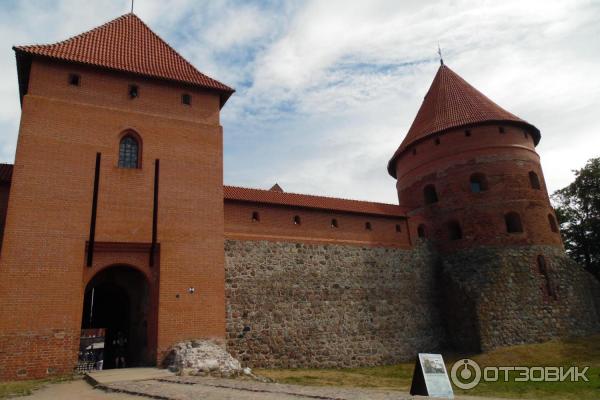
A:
<box><xmin>0</xmin><ymin>14</ymin><xmax>233</xmax><ymax>379</ymax></box>
<box><xmin>388</xmin><ymin>63</ymin><xmax>600</xmax><ymax>352</ymax></box>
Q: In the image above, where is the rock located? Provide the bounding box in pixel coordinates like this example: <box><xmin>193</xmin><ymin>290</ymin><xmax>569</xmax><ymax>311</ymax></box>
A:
<box><xmin>242</xmin><ymin>367</ymin><xmax>252</xmax><ymax>375</ymax></box>
<box><xmin>167</xmin><ymin>365</ymin><xmax>179</xmax><ymax>373</ymax></box>
<box><xmin>181</xmin><ymin>368</ymin><xmax>195</xmax><ymax>376</ymax></box>
<box><xmin>165</xmin><ymin>339</ymin><xmax>242</xmax><ymax>378</ymax></box>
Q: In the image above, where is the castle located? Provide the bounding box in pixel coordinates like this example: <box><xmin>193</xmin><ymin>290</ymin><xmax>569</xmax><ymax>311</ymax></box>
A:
<box><xmin>0</xmin><ymin>14</ymin><xmax>598</xmax><ymax>381</ymax></box>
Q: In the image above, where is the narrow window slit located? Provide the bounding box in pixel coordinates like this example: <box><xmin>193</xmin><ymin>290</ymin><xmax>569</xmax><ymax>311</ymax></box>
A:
<box><xmin>129</xmin><ymin>84</ymin><xmax>139</xmax><ymax>99</ymax></box>
<box><xmin>69</xmin><ymin>73</ymin><xmax>80</xmax><ymax>86</ymax></box>
<box><xmin>505</xmin><ymin>212</ymin><xmax>523</xmax><ymax>233</ymax></box>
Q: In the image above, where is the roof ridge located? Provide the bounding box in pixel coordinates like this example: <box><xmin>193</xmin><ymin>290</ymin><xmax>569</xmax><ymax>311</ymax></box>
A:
<box><xmin>224</xmin><ymin>185</ymin><xmax>401</xmax><ymax>207</ymax></box>
<box><xmin>124</xmin><ymin>14</ymin><xmax>231</xmax><ymax>92</ymax></box>
<box><xmin>15</xmin><ymin>13</ymin><xmax>133</xmax><ymax>50</ymax></box>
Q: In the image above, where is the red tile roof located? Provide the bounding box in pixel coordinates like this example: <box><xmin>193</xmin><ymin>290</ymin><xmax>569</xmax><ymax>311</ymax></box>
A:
<box><xmin>13</xmin><ymin>13</ymin><xmax>234</xmax><ymax>105</ymax></box>
<box><xmin>387</xmin><ymin>65</ymin><xmax>540</xmax><ymax>177</ymax></box>
<box><xmin>224</xmin><ymin>185</ymin><xmax>407</xmax><ymax>217</ymax></box>
<box><xmin>0</xmin><ymin>164</ymin><xmax>13</xmax><ymax>184</ymax></box>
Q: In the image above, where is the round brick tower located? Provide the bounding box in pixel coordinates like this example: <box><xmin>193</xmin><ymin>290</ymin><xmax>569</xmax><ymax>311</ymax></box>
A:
<box><xmin>388</xmin><ymin>64</ymin><xmax>600</xmax><ymax>352</ymax></box>
<box><xmin>388</xmin><ymin>64</ymin><xmax>560</xmax><ymax>252</ymax></box>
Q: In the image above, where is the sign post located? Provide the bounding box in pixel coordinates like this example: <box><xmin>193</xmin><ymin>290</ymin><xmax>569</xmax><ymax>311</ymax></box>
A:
<box><xmin>410</xmin><ymin>353</ymin><xmax>454</xmax><ymax>398</ymax></box>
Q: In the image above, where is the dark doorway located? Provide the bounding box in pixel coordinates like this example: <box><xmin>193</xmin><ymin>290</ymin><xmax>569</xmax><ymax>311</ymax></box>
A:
<box><xmin>81</xmin><ymin>266</ymin><xmax>152</xmax><ymax>369</ymax></box>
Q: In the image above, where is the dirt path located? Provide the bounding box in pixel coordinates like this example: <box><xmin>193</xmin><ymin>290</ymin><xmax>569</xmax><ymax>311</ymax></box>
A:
<box><xmin>18</xmin><ymin>379</ymin><xmax>140</xmax><ymax>400</ymax></box>
<box><xmin>18</xmin><ymin>376</ymin><xmax>523</xmax><ymax>400</ymax></box>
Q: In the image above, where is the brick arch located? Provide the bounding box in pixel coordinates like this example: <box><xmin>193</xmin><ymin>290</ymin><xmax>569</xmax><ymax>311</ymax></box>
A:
<box><xmin>84</xmin><ymin>262</ymin><xmax>150</xmax><ymax>287</ymax></box>
<box><xmin>118</xmin><ymin>128</ymin><xmax>143</xmax><ymax>142</ymax></box>
<box><xmin>81</xmin><ymin>263</ymin><xmax>157</xmax><ymax>368</ymax></box>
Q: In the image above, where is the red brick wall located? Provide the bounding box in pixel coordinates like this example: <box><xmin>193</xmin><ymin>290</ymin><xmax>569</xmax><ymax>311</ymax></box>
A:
<box><xmin>392</xmin><ymin>124</ymin><xmax>562</xmax><ymax>252</ymax></box>
<box><xmin>0</xmin><ymin>183</ymin><xmax>10</xmax><ymax>252</ymax></box>
<box><xmin>224</xmin><ymin>201</ymin><xmax>411</xmax><ymax>248</ymax></box>
<box><xmin>0</xmin><ymin>59</ymin><xmax>225</xmax><ymax>380</ymax></box>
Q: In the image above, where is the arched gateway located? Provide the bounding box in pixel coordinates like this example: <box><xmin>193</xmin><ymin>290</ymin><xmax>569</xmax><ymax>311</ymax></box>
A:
<box><xmin>80</xmin><ymin>265</ymin><xmax>156</xmax><ymax>369</ymax></box>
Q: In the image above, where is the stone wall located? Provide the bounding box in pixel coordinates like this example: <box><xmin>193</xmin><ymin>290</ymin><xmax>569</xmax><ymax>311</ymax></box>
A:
<box><xmin>442</xmin><ymin>245</ymin><xmax>600</xmax><ymax>352</ymax></box>
<box><xmin>225</xmin><ymin>240</ymin><xmax>445</xmax><ymax>368</ymax></box>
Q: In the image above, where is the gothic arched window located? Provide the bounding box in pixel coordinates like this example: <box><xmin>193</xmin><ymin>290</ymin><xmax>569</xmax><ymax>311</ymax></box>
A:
<box><xmin>118</xmin><ymin>134</ymin><xmax>140</xmax><ymax>168</ymax></box>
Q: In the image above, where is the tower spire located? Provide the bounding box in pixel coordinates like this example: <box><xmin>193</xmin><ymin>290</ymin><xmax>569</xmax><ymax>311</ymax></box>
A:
<box><xmin>437</xmin><ymin>43</ymin><xmax>444</xmax><ymax>66</ymax></box>
<box><xmin>131</xmin><ymin>0</ymin><xmax>134</xmax><ymax>13</ymax></box>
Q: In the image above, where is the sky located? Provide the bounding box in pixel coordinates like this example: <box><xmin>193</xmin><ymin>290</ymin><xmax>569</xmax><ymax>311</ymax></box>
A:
<box><xmin>0</xmin><ymin>0</ymin><xmax>598</xmax><ymax>204</ymax></box>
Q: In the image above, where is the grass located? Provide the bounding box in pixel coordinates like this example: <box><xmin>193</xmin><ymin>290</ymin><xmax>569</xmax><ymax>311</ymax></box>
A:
<box><xmin>0</xmin><ymin>376</ymin><xmax>72</xmax><ymax>399</ymax></box>
<box><xmin>256</xmin><ymin>334</ymin><xmax>600</xmax><ymax>399</ymax></box>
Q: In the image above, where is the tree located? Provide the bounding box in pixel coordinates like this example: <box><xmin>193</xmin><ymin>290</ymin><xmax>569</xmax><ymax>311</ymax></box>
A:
<box><xmin>552</xmin><ymin>157</ymin><xmax>600</xmax><ymax>280</ymax></box>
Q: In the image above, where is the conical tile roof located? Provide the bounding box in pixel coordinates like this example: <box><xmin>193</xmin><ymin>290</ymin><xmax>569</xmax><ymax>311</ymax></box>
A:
<box><xmin>14</xmin><ymin>13</ymin><xmax>234</xmax><ymax>105</ymax></box>
<box><xmin>387</xmin><ymin>65</ymin><xmax>539</xmax><ymax>177</ymax></box>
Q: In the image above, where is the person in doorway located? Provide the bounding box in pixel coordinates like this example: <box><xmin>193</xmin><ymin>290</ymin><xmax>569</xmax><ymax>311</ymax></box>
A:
<box><xmin>113</xmin><ymin>331</ymin><xmax>127</xmax><ymax>368</ymax></box>
<box><xmin>96</xmin><ymin>350</ymin><xmax>104</xmax><ymax>371</ymax></box>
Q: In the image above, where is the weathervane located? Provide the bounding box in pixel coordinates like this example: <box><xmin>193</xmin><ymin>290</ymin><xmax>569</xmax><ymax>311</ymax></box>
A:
<box><xmin>438</xmin><ymin>43</ymin><xmax>444</xmax><ymax>66</ymax></box>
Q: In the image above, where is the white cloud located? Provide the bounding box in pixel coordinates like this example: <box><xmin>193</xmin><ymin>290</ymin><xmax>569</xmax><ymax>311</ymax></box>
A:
<box><xmin>228</xmin><ymin>0</ymin><xmax>600</xmax><ymax>202</ymax></box>
<box><xmin>202</xmin><ymin>5</ymin><xmax>272</xmax><ymax>50</ymax></box>
<box><xmin>0</xmin><ymin>0</ymin><xmax>598</xmax><ymax>204</ymax></box>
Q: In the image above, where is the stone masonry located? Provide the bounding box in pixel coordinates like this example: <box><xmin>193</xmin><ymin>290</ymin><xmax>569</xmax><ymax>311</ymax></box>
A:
<box><xmin>224</xmin><ymin>239</ymin><xmax>445</xmax><ymax>368</ymax></box>
<box><xmin>442</xmin><ymin>245</ymin><xmax>600</xmax><ymax>352</ymax></box>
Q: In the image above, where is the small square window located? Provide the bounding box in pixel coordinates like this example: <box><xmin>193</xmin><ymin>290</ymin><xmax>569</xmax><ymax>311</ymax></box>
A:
<box><xmin>68</xmin><ymin>74</ymin><xmax>80</xmax><ymax>86</ymax></box>
<box><xmin>129</xmin><ymin>85</ymin><xmax>139</xmax><ymax>99</ymax></box>
<box><xmin>435</xmin><ymin>137</ymin><xmax>440</xmax><ymax>145</ymax></box>
<box><xmin>499</xmin><ymin>126</ymin><xmax>506</xmax><ymax>134</ymax></box>
<box><xmin>412</xmin><ymin>148</ymin><xmax>417</xmax><ymax>155</ymax></box>
<box><xmin>465</xmin><ymin>129</ymin><xmax>472</xmax><ymax>137</ymax></box>
<box><xmin>182</xmin><ymin>93</ymin><xmax>191</xmax><ymax>105</ymax></box>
